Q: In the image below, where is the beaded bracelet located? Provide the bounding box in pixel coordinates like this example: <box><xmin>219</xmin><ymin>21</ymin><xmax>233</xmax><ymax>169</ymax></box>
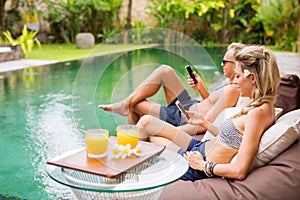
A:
<box><xmin>204</xmin><ymin>161</ymin><xmax>217</xmax><ymax>177</ymax></box>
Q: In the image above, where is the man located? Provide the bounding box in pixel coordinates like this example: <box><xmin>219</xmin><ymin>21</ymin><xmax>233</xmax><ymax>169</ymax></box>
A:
<box><xmin>98</xmin><ymin>43</ymin><xmax>247</xmax><ymax>135</ymax></box>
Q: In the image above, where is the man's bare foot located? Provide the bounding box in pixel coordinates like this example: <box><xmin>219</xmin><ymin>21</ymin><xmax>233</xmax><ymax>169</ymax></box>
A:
<box><xmin>98</xmin><ymin>101</ymin><xmax>129</xmax><ymax>116</ymax></box>
<box><xmin>127</xmin><ymin>112</ymin><xmax>140</xmax><ymax>124</ymax></box>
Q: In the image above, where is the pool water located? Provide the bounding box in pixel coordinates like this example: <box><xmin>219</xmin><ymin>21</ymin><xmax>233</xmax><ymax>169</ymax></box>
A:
<box><xmin>0</xmin><ymin>46</ymin><xmax>225</xmax><ymax>199</ymax></box>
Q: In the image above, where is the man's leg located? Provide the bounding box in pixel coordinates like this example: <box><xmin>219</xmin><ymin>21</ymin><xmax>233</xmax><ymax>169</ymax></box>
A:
<box><xmin>98</xmin><ymin>65</ymin><xmax>186</xmax><ymax>117</ymax></box>
<box><xmin>127</xmin><ymin>100</ymin><xmax>161</xmax><ymax>124</ymax></box>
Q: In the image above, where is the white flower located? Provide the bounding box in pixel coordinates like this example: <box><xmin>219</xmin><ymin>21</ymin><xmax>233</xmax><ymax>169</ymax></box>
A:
<box><xmin>132</xmin><ymin>144</ymin><xmax>144</xmax><ymax>157</ymax></box>
<box><xmin>112</xmin><ymin>144</ymin><xmax>122</xmax><ymax>158</ymax></box>
<box><xmin>111</xmin><ymin>144</ymin><xmax>144</xmax><ymax>159</ymax></box>
<box><xmin>120</xmin><ymin>144</ymin><xmax>131</xmax><ymax>159</ymax></box>
<box><xmin>244</xmin><ymin>69</ymin><xmax>251</xmax><ymax>77</ymax></box>
<box><xmin>112</xmin><ymin>144</ymin><xmax>132</xmax><ymax>159</ymax></box>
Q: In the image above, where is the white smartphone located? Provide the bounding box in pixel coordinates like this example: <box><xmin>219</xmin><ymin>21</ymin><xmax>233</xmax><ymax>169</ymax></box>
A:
<box><xmin>175</xmin><ymin>100</ymin><xmax>190</xmax><ymax>120</ymax></box>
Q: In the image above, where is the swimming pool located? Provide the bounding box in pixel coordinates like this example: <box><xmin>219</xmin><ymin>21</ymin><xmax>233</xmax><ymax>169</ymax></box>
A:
<box><xmin>0</xmin><ymin>46</ymin><xmax>225</xmax><ymax>199</ymax></box>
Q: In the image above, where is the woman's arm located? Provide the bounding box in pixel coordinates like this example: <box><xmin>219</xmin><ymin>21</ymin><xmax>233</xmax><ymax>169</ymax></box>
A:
<box><xmin>185</xmin><ymin>83</ymin><xmax>239</xmax><ymax>136</ymax></box>
<box><xmin>185</xmin><ymin>111</ymin><xmax>219</xmax><ymax>136</ymax></box>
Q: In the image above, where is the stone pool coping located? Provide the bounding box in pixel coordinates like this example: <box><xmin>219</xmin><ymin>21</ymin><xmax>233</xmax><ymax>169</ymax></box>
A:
<box><xmin>0</xmin><ymin>59</ymin><xmax>58</xmax><ymax>73</ymax></box>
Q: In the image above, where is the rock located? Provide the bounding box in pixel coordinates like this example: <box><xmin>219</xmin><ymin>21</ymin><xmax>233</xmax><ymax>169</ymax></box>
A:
<box><xmin>75</xmin><ymin>33</ymin><xmax>95</xmax><ymax>49</ymax></box>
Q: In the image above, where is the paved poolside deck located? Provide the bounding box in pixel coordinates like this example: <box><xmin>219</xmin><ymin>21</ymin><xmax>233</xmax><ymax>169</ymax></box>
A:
<box><xmin>0</xmin><ymin>52</ymin><xmax>299</xmax><ymax>76</ymax></box>
<box><xmin>274</xmin><ymin>52</ymin><xmax>300</xmax><ymax>76</ymax></box>
<box><xmin>0</xmin><ymin>59</ymin><xmax>58</xmax><ymax>73</ymax></box>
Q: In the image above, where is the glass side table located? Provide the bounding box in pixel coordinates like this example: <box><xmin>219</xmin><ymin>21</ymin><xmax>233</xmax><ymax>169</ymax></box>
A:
<box><xmin>46</xmin><ymin>149</ymin><xmax>188</xmax><ymax>200</ymax></box>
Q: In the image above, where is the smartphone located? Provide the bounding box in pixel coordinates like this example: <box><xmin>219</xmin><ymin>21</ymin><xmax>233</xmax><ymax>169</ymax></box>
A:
<box><xmin>185</xmin><ymin>65</ymin><xmax>198</xmax><ymax>84</ymax></box>
<box><xmin>175</xmin><ymin>100</ymin><xmax>190</xmax><ymax>120</ymax></box>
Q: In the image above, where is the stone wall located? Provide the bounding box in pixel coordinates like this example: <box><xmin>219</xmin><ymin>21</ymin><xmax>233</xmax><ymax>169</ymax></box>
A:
<box><xmin>0</xmin><ymin>44</ymin><xmax>22</xmax><ymax>62</ymax></box>
<box><xmin>119</xmin><ymin>0</ymin><xmax>157</xmax><ymax>27</ymax></box>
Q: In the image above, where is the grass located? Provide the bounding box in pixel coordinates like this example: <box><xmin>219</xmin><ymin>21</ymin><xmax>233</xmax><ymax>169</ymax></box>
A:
<box><xmin>27</xmin><ymin>43</ymin><xmax>158</xmax><ymax>61</ymax></box>
<box><xmin>26</xmin><ymin>43</ymin><xmax>293</xmax><ymax>62</ymax></box>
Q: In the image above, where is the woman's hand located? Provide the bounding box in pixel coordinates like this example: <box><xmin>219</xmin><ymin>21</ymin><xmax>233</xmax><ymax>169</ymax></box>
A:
<box><xmin>183</xmin><ymin>111</ymin><xmax>205</xmax><ymax>126</ymax></box>
<box><xmin>183</xmin><ymin>110</ymin><xmax>218</xmax><ymax>136</ymax></box>
<box><xmin>183</xmin><ymin>151</ymin><xmax>205</xmax><ymax>171</ymax></box>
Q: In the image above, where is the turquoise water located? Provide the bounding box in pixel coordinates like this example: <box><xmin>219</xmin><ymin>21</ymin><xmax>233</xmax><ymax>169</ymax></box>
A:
<box><xmin>0</xmin><ymin>46</ymin><xmax>224</xmax><ymax>199</ymax></box>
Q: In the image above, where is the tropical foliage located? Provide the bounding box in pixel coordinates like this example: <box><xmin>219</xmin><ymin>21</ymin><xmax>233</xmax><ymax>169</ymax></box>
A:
<box><xmin>44</xmin><ymin>0</ymin><xmax>123</xmax><ymax>43</ymax></box>
<box><xmin>3</xmin><ymin>24</ymin><xmax>41</xmax><ymax>57</ymax></box>
<box><xmin>256</xmin><ymin>0</ymin><xmax>300</xmax><ymax>51</ymax></box>
<box><xmin>148</xmin><ymin>0</ymin><xmax>263</xmax><ymax>44</ymax></box>
<box><xmin>0</xmin><ymin>0</ymin><xmax>299</xmax><ymax>51</ymax></box>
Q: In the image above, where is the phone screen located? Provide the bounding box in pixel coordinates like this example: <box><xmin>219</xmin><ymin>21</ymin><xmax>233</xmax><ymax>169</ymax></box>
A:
<box><xmin>175</xmin><ymin>100</ymin><xmax>190</xmax><ymax>120</ymax></box>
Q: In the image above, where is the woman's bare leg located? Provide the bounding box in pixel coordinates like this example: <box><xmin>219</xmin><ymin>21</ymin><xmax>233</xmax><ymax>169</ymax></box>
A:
<box><xmin>98</xmin><ymin>65</ymin><xmax>185</xmax><ymax>117</ymax></box>
<box><xmin>137</xmin><ymin>115</ymin><xmax>193</xmax><ymax>151</ymax></box>
<box><xmin>149</xmin><ymin>136</ymin><xmax>182</xmax><ymax>152</ymax></box>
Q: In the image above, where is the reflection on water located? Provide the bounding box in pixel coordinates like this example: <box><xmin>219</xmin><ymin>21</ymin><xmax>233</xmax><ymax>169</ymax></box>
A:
<box><xmin>0</xmin><ymin>46</ymin><xmax>224</xmax><ymax>199</ymax></box>
<box><xmin>25</xmin><ymin>92</ymin><xmax>83</xmax><ymax>199</ymax></box>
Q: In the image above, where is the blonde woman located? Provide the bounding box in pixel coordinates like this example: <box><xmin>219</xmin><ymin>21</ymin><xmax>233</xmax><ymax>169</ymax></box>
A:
<box><xmin>137</xmin><ymin>45</ymin><xmax>280</xmax><ymax>181</ymax></box>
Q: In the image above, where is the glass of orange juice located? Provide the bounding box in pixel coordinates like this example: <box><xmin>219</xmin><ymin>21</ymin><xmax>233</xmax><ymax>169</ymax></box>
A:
<box><xmin>116</xmin><ymin>125</ymin><xmax>139</xmax><ymax>149</ymax></box>
<box><xmin>85</xmin><ymin>129</ymin><xmax>109</xmax><ymax>158</ymax></box>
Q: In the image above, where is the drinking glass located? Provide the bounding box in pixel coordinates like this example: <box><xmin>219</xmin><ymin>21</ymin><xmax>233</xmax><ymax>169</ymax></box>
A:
<box><xmin>116</xmin><ymin>125</ymin><xmax>139</xmax><ymax>149</ymax></box>
<box><xmin>85</xmin><ymin>129</ymin><xmax>109</xmax><ymax>158</ymax></box>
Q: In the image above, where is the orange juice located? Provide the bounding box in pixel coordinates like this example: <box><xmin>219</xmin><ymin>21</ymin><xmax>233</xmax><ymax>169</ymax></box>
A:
<box><xmin>116</xmin><ymin>125</ymin><xmax>139</xmax><ymax>148</ymax></box>
<box><xmin>85</xmin><ymin>129</ymin><xmax>109</xmax><ymax>158</ymax></box>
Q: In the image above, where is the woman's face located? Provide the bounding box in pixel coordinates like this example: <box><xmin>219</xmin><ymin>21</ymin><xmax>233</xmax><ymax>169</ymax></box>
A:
<box><xmin>234</xmin><ymin>62</ymin><xmax>255</xmax><ymax>98</ymax></box>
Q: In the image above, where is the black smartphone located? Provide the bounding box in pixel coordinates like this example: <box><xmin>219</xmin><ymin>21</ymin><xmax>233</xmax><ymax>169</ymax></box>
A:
<box><xmin>175</xmin><ymin>100</ymin><xmax>190</xmax><ymax>120</ymax></box>
<box><xmin>185</xmin><ymin>65</ymin><xmax>198</xmax><ymax>84</ymax></box>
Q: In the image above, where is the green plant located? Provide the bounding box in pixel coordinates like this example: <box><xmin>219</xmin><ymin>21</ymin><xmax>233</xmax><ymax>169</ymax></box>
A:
<box><xmin>45</xmin><ymin>0</ymin><xmax>122</xmax><ymax>43</ymax></box>
<box><xmin>147</xmin><ymin>0</ymin><xmax>262</xmax><ymax>44</ymax></box>
<box><xmin>3</xmin><ymin>25</ymin><xmax>41</xmax><ymax>56</ymax></box>
<box><xmin>97</xmin><ymin>28</ymin><xmax>120</xmax><ymax>43</ymax></box>
<box><xmin>131</xmin><ymin>21</ymin><xmax>148</xmax><ymax>44</ymax></box>
<box><xmin>256</xmin><ymin>0</ymin><xmax>300</xmax><ymax>51</ymax></box>
<box><xmin>193</xmin><ymin>0</ymin><xmax>261</xmax><ymax>43</ymax></box>
<box><xmin>0</xmin><ymin>34</ymin><xmax>5</xmax><ymax>44</ymax></box>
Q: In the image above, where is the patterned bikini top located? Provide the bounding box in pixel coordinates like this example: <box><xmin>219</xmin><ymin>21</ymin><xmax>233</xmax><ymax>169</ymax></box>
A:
<box><xmin>219</xmin><ymin>119</ymin><xmax>242</xmax><ymax>149</ymax></box>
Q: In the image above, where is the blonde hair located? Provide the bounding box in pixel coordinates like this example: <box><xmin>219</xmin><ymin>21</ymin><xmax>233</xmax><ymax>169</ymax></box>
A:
<box><xmin>227</xmin><ymin>43</ymin><xmax>247</xmax><ymax>60</ymax></box>
<box><xmin>235</xmin><ymin>45</ymin><xmax>281</xmax><ymax>115</ymax></box>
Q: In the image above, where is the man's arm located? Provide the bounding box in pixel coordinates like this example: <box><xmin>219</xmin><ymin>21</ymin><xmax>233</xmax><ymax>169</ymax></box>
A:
<box><xmin>188</xmin><ymin>72</ymin><xmax>210</xmax><ymax>99</ymax></box>
<box><xmin>204</xmin><ymin>84</ymin><xmax>240</xmax><ymax>123</ymax></box>
<box><xmin>180</xmin><ymin>84</ymin><xmax>239</xmax><ymax>135</ymax></box>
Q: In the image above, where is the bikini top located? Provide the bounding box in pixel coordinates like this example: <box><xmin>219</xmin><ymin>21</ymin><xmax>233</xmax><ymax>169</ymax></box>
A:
<box><xmin>219</xmin><ymin>119</ymin><xmax>242</xmax><ymax>149</ymax></box>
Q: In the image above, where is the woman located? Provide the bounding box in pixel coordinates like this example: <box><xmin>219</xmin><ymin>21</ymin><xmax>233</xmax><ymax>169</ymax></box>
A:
<box><xmin>137</xmin><ymin>45</ymin><xmax>281</xmax><ymax>181</ymax></box>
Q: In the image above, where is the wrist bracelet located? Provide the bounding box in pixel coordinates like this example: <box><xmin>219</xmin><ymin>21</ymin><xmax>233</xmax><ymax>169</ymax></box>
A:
<box><xmin>204</xmin><ymin>161</ymin><xmax>217</xmax><ymax>177</ymax></box>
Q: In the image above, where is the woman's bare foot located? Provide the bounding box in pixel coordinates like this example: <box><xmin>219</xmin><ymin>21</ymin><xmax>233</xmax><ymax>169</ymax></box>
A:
<box><xmin>98</xmin><ymin>101</ymin><xmax>130</xmax><ymax>116</ymax></box>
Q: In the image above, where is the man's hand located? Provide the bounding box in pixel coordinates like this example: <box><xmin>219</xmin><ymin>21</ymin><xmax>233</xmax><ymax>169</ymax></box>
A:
<box><xmin>187</xmin><ymin>72</ymin><xmax>203</xmax><ymax>90</ymax></box>
<box><xmin>187</xmin><ymin>72</ymin><xmax>210</xmax><ymax>99</ymax></box>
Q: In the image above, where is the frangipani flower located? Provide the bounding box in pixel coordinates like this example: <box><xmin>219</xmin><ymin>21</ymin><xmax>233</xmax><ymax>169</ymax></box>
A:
<box><xmin>111</xmin><ymin>144</ymin><xmax>144</xmax><ymax>159</ymax></box>
<box><xmin>132</xmin><ymin>144</ymin><xmax>144</xmax><ymax>157</ymax></box>
<box><xmin>244</xmin><ymin>69</ymin><xmax>251</xmax><ymax>77</ymax></box>
<box><xmin>120</xmin><ymin>144</ymin><xmax>131</xmax><ymax>159</ymax></box>
<box><xmin>112</xmin><ymin>144</ymin><xmax>122</xmax><ymax>158</ymax></box>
